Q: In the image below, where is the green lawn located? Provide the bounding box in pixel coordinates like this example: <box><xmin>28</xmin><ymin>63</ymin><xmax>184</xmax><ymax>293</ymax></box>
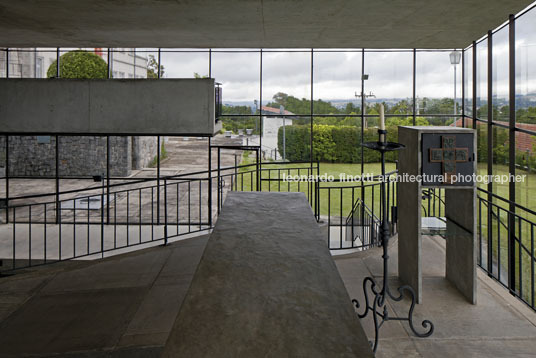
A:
<box><xmin>235</xmin><ymin>154</ymin><xmax>397</xmax><ymax>219</ymax></box>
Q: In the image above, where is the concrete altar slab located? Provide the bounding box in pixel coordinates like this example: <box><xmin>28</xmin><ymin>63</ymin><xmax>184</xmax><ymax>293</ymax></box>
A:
<box><xmin>162</xmin><ymin>192</ymin><xmax>373</xmax><ymax>357</ymax></box>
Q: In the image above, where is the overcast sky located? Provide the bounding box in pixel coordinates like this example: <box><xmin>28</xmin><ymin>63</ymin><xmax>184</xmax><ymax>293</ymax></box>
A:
<box><xmin>157</xmin><ymin>44</ymin><xmax>536</xmax><ymax>104</ymax></box>
<box><xmin>152</xmin><ymin>9</ymin><xmax>536</xmax><ymax>104</ymax></box>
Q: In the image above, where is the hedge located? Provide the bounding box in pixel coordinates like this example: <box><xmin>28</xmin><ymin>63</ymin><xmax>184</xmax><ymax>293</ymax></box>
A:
<box><xmin>277</xmin><ymin>124</ymin><xmax>399</xmax><ymax>163</ymax></box>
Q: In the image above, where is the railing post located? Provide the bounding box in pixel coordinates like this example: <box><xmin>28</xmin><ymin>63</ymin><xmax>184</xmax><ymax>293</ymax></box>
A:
<box><xmin>101</xmin><ymin>190</ymin><xmax>104</xmax><ymax>259</ymax></box>
<box><xmin>157</xmin><ymin>136</ymin><xmax>161</xmax><ymax>225</ymax></box>
<box><xmin>255</xmin><ymin>149</ymin><xmax>262</xmax><ymax>191</ymax></box>
<box><xmin>55</xmin><ymin>135</ymin><xmax>60</xmax><ymax>224</ymax></box>
<box><xmin>217</xmin><ymin>147</ymin><xmax>221</xmax><ymax>213</ymax></box>
<box><xmin>5</xmin><ymin>135</ymin><xmax>9</xmax><ymax>223</ymax></box>
<box><xmin>234</xmin><ymin>154</ymin><xmax>238</xmax><ymax>191</ymax></box>
<box><xmin>316</xmin><ymin>160</ymin><xmax>320</xmax><ymax>220</ymax></box>
<box><xmin>208</xmin><ymin>138</ymin><xmax>212</xmax><ymax>228</ymax></box>
<box><xmin>164</xmin><ymin>178</ymin><xmax>168</xmax><ymax>245</ymax></box>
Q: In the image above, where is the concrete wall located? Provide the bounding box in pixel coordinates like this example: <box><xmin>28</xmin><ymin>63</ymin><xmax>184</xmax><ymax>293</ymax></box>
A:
<box><xmin>0</xmin><ymin>135</ymin><xmax>134</xmax><ymax>177</ymax></box>
<box><xmin>0</xmin><ymin>78</ymin><xmax>220</xmax><ymax>135</ymax></box>
<box><xmin>132</xmin><ymin>136</ymin><xmax>159</xmax><ymax>169</ymax></box>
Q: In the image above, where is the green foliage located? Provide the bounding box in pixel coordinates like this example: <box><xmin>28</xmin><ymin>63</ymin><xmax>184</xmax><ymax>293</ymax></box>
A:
<box><xmin>220</xmin><ymin>105</ymin><xmax>259</xmax><ymax>134</ymax></box>
<box><xmin>267</xmin><ymin>92</ymin><xmax>352</xmax><ymax>115</ymax></box>
<box><xmin>47</xmin><ymin>50</ymin><xmax>107</xmax><ymax>79</ymax></box>
<box><xmin>148</xmin><ymin>141</ymin><xmax>168</xmax><ymax>168</ymax></box>
<box><xmin>277</xmin><ymin>125</ymin><xmax>311</xmax><ymax>161</ymax></box>
<box><xmin>278</xmin><ymin>124</ymin><xmax>401</xmax><ymax>163</ymax></box>
<box><xmin>147</xmin><ymin>54</ymin><xmax>164</xmax><ymax>78</ymax></box>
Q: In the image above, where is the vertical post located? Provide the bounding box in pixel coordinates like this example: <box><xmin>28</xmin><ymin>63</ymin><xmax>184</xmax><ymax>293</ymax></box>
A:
<box><xmin>106</xmin><ymin>135</ymin><xmax>110</xmax><ymax>223</ymax></box>
<box><xmin>208</xmin><ymin>138</ymin><xmax>212</xmax><ymax>228</ymax></box>
<box><xmin>472</xmin><ymin>41</ymin><xmax>477</xmax><ymax>130</ymax></box>
<box><xmin>157</xmin><ymin>48</ymin><xmax>162</xmax><ymax>79</ymax></box>
<box><xmin>259</xmin><ymin>49</ymin><xmax>263</xmax><ymax>174</ymax></box>
<box><xmin>156</xmin><ymin>53</ymin><xmax>161</xmax><ymax>225</ymax></box>
<box><xmin>208</xmin><ymin>50</ymin><xmax>212</xmax><ymax>227</ymax></box>
<box><xmin>164</xmin><ymin>178</ymin><xmax>168</xmax><ymax>245</ymax></box>
<box><xmin>454</xmin><ymin>59</ymin><xmax>457</xmax><ymax>125</ymax></box>
<box><xmin>255</xmin><ymin>149</ymin><xmax>262</xmax><ymax>191</ymax></box>
<box><xmin>107</xmin><ymin>48</ymin><xmax>111</xmax><ymax>78</ymax></box>
<box><xmin>157</xmin><ymin>136</ymin><xmax>161</xmax><ymax>225</ymax></box>
<box><xmin>209</xmin><ymin>49</ymin><xmax>212</xmax><ymax>77</ymax></box>
<box><xmin>217</xmin><ymin>148</ymin><xmax>221</xmax><ymax>213</ymax></box>
<box><xmin>310</xmin><ymin>49</ymin><xmax>314</xmax><ymax>185</ymax></box>
<box><xmin>508</xmin><ymin>14</ymin><xmax>517</xmax><ymax>293</ymax></box>
<box><xmin>5</xmin><ymin>135</ymin><xmax>9</xmax><ymax>223</ymax></box>
<box><xmin>56</xmin><ymin>48</ymin><xmax>60</xmax><ymax>78</ymax></box>
<box><xmin>361</xmin><ymin>49</ymin><xmax>366</xmax><ymax>221</ymax></box>
<box><xmin>55</xmin><ymin>135</ymin><xmax>60</xmax><ymax>224</ymax></box>
<box><xmin>133</xmin><ymin>48</ymin><xmax>136</xmax><ymax>78</ymax></box>
<box><xmin>462</xmin><ymin>49</ymin><xmax>465</xmax><ymax>127</ymax></box>
<box><xmin>412</xmin><ymin>49</ymin><xmax>417</xmax><ymax>125</ymax></box>
<box><xmin>5</xmin><ymin>48</ymin><xmax>9</xmax><ymax>78</ymax></box>
<box><xmin>487</xmin><ymin>30</ymin><xmax>495</xmax><ymax>283</ymax></box>
<box><xmin>234</xmin><ymin>154</ymin><xmax>238</xmax><ymax>191</ymax></box>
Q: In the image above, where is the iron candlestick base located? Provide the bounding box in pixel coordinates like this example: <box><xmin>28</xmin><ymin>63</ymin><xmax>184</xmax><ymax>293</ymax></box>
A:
<box><xmin>354</xmin><ymin>131</ymin><xmax>434</xmax><ymax>353</ymax></box>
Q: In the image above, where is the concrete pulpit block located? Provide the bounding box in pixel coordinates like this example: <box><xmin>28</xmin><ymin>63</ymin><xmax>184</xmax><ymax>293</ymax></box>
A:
<box><xmin>397</xmin><ymin>126</ymin><xmax>477</xmax><ymax>304</ymax></box>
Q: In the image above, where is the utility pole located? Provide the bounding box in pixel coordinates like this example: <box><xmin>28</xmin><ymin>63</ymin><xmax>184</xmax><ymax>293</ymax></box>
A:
<box><xmin>355</xmin><ymin>90</ymin><xmax>375</xmax><ymax>129</ymax></box>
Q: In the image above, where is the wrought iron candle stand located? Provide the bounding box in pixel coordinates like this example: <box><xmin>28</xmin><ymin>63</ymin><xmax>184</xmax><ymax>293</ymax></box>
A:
<box><xmin>353</xmin><ymin>129</ymin><xmax>434</xmax><ymax>353</ymax></box>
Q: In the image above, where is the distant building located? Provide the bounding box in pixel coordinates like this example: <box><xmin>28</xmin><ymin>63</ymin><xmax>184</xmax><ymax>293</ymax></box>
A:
<box><xmin>261</xmin><ymin>106</ymin><xmax>294</xmax><ymax>160</ymax></box>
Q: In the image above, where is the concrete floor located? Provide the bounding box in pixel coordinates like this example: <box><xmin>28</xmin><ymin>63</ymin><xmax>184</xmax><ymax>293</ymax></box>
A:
<box><xmin>0</xmin><ymin>234</ymin><xmax>210</xmax><ymax>357</ymax></box>
<box><xmin>1</xmin><ymin>230</ymin><xmax>535</xmax><ymax>356</ymax></box>
<box><xmin>336</xmin><ymin>235</ymin><xmax>536</xmax><ymax>357</ymax></box>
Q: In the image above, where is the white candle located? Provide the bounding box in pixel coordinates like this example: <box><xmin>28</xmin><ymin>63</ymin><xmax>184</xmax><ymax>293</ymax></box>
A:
<box><xmin>379</xmin><ymin>104</ymin><xmax>386</xmax><ymax>143</ymax></box>
<box><xmin>379</xmin><ymin>104</ymin><xmax>385</xmax><ymax>130</ymax></box>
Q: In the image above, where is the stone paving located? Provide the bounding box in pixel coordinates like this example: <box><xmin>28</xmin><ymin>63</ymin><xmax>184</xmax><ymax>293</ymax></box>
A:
<box><xmin>0</xmin><ymin>231</ymin><xmax>535</xmax><ymax>356</ymax></box>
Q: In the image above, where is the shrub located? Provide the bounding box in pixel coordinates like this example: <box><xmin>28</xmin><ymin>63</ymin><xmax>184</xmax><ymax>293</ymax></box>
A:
<box><xmin>47</xmin><ymin>50</ymin><xmax>108</xmax><ymax>79</ymax></box>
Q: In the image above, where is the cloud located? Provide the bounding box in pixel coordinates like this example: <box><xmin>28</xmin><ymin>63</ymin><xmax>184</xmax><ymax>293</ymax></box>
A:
<box><xmin>143</xmin><ymin>48</ymin><xmax>529</xmax><ymax>102</ymax></box>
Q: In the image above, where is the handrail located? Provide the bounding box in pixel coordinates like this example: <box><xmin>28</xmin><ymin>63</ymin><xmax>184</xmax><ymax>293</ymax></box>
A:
<box><xmin>477</xmin><ymin>187</ymin><xmax>536</xmax><ymax>218</ymax></box>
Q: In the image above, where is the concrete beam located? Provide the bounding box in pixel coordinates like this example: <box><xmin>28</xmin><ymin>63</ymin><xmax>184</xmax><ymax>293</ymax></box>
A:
<box><xmin>0</xmin><ymin>78</ymin><xmax>221</xmax><ymax>135</ymax></box>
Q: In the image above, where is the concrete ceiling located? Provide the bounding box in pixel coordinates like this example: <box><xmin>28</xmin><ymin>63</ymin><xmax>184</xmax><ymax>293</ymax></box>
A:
<box><xmin>0</xmin><ymin>0</ymin><xmax>532</xmax><ymax>49</ymax></box>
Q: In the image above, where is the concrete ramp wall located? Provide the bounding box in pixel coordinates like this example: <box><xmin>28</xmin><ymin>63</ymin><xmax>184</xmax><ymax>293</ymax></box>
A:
<box><xmin>0</xmin><ymin>78</ymin><xmax>221</xmax><ymax>136</ymax></box>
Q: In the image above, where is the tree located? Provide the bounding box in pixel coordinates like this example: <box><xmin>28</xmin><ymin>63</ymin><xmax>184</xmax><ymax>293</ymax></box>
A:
<box><xmin>272</xmin><ymin>92</ymin><xmax>289</xmax><ymax>107</ymax></box>
<box><xmin>147</xmin><ymin>54</ymin><xmax>164</xmax><ymax>78</ymax></box>
<box><xmin>47</xmin><ymin>50</ymin><xmax>107</xmax><ymax>79</ymax></box>
<box><xmin>194</xmin><ymin>72</ymin><xmax>209</xmax><ymax>79</ymax></box>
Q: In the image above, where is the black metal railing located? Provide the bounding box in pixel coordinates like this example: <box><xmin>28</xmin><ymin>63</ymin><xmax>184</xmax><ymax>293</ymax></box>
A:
<box><xmin>477</xmin><ymin>187</ymin><xmax>536</xmax><ymax>310</ymax></box>
<box><xmin>420</xmin><ymin>185</ymin><xmax>536</xmax><ymax>312</ymax></box>
<box><xmin>344</xmin><ymin>198</ymin><xmax>381</xmax><ymax>250</ymax></box>
<box><xmin>0</xmin><ymin>173</ymin><xmax>211</xmax><ymax>271</ymax></box>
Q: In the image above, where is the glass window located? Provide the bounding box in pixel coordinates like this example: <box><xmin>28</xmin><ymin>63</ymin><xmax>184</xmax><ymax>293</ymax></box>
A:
<box><xmin>160</xmin><ymin>50</ymin><xmax>209</xmax><ymax>78</ymax></box>
<box><xmin>464</xmin><ymin>46</ymin><xmax>473</xmax><ymax>119</ymax></box>
<box><xmin>212</xmin><ymin>50</ymin><xmax>260</xmax><ymax>114</ymax></box>
<box><xmin>262</xmin><ymin>51</ymin><xmax>311</xmax><ymax>115</ymax></box>
<box><xmin>492</xmin><ymin>27</ymin><xmax>509</xmax><ymax>123</ymax></box>
<box><xmin>365</xmin><ymin>51</ymin><xmax>413</xmax><ymax>116</ymax></box>
<box><xmin>476</xmin><ymin>41</ymin><xmax>488</xmax><ymax>120</ymax></box>
<box><xmin>416</xmin><ymin>51</ymin><xmax>459</xmax><ymax>119</ymax></box>
<box><xmin>516</xmin><ymin>8</ymin><xmax>536</xmax><ymax>127</ymax></box>
<box><xmin>313</xmin><ymin>50</ymin><xmax>362</xmax><ymax>115</ymax></box>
